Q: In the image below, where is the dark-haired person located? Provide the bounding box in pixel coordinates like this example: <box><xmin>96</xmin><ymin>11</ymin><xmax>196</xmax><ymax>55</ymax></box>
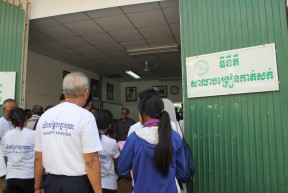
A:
<box><xmin>59</xmin><ymin>94</ymin><xmax>65</xmax><ymax>103</ymax></box>
<box><xmin>2</xmin><ymin>108</ymin><xmax>35</xmax><ymax>193</ymax></box>
<box><xmin>127</xmin><ymin>89</ymin><xmax>160</xmax><ymax>136</ymax></box>
<box><xmin>83</xmin><ymin>93</ymin><xmax>93</xmax><ymax>111</ymax></box>
<box><xmin>44</xmin><ymin>105</ymin><xmax>54</xmax><ymax>112</ymax></box>
<box><xmin>25</xmin><ymin>109</ymin><xmax>32</xmax><ymax>120</ymax></box>
<box><xmin>90</xmin><ymin>108</ymin><xmax>97</xmax><ymax>116</ymax></box>
<box><xmin>95</xmin><ymin>110</ymin><xmax>120</xmax><ymax>193</ymax></box>
<box><xmin>117</xmin><ymin>95</ymin><xmax>186</xmax><ymax>193</ymax></box>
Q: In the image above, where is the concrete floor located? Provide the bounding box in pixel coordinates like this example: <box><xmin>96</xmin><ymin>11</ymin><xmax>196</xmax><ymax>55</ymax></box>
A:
<box><xmin>117</xmin><ymin>177</ymin><xmax>132</xmax><ymax>193</ymax></box>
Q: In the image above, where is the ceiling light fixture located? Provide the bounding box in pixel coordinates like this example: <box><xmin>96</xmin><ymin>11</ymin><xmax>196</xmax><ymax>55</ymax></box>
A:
<box><xmin>125</xmin><ymin>70</ymin><xmax>141</xmax><ymax>79</ymax></box>
<box><xmin>127</xmin><ymin>45</ymin><xmax>179</xmax><ymax>56</ymax></box>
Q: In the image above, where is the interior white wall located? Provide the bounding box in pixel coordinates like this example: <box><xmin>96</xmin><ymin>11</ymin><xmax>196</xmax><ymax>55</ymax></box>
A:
<box><xmin>120</xmin><ymin>80</ymin><xmax>182</xmax><ymax>121</ymax></box>
<box><xmin>25</xmin><ymin>51</ymin><xmax>102</xmax><ymax>109</ymax></box>
<box><xmin>29</xmin><ymin>0</ymin><xmax>162</xmax><ymax>19</ymax></box>
<box><xmin>26</xmin><ymin>51</ymin><xmax>183</xmax><ymax>121</ymax></box>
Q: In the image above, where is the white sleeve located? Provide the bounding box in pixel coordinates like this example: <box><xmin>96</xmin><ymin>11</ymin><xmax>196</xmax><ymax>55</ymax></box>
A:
<box><xmin>1</xmin><ymin>135</ymin><xmax>6</xmax><ymax>157</ymax></box>
<box><xmin>0</xmin><ymin>149</ymin><xmax>6</xmax><ymax>177</ymax></box>
<box><xmin>34</xmin><ymin>120</ymin><xmax>42</xmax><ymax>152</ymax></box>
<box><xmin>111</xmin><ymin>140</ymin><xmax>120</xmax><ymax>159</ymax></box>
<box><xmin>81</xmin><ymin>114</ymin><xmax>102</xmax><ymax>153</ymax></box>
<box><xmin>0</xmin><ymin>119</ymin><xmax>3</xmax><ymax>139</ymax></box>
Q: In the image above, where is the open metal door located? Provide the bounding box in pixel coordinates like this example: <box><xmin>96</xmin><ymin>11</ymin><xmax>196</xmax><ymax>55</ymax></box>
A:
<box><xmin>0</xmin><ymin>0</ymin><xmax>30</xmax><ymax>116</ymax></box>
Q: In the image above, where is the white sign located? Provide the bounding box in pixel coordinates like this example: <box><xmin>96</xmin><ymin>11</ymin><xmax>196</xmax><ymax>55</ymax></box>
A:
<box><xmin>0</xmin><ymin>72</ymin><xmax>16</xmax><ymax>105</ymax></box>
<box><xmin>186</xmin><ymin>44</ymin><xmax>279</xmax><ymax>98</ymax></box>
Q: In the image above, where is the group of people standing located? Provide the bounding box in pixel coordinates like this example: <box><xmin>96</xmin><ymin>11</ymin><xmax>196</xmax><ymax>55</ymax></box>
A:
<box><xmin>0</xmin><ymin>71</ymin><xmax>186</xmax><ymax>193</ymax></box>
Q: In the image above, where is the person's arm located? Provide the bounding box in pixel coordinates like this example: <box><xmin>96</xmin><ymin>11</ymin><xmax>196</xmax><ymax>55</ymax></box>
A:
<box><xmin>34</xmin><ymin>151</ymin><xmax>44</xmax><ymax>193</ymax></box>
<box><xmin>84</xmin><ymin>152</ymin><xmax>102</xmax><ymax>193</ymax></box>
<box><xmin>117</xmin><ymin>135</ymin><xmax>134</xmax><ymax>175</ymax></box>
<box><xmin>175</xmin><ymin>136</ymin><xmax>186</xmax><ymax>179</ymax></box>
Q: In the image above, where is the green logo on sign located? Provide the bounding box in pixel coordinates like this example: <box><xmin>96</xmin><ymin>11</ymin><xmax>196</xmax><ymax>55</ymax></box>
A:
<box><xmin>194</xmin><ymin>60</ymin><xmax>209</xmax><ymax>75</ymax></box>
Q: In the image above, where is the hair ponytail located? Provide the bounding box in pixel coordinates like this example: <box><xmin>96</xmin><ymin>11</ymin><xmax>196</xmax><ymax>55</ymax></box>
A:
<box><xmin>9</xmin><ymin>108</ymin><xmax>26</xmax><ymax>130</ymax></box>
<box><xmin>154</xmin><ymin>110</ymin><xmax>172</xmax><ymax>176</ymax></box>
<box><xmin>138</xmin><ymin>95</ymin><xmax>173</xmax><ymax>176</ymax></box>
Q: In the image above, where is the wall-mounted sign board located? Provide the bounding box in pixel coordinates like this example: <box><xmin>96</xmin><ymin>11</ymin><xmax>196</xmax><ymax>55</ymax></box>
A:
<box><xmin>0</xmin><ymin>72</ymin><xmax>16</xmax><ymax>105</ymax></box>
<box><xmin>186</xmin><ymin>43</ymin><xmax>279</xmax><ymax>98</ymax></box>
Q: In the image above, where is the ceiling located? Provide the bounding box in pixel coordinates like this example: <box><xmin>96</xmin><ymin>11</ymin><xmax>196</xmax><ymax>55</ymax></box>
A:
<box><xmin>28</xmin><ymin>0</ymin><xmax>181</xmax><ymax>82</ymax></box>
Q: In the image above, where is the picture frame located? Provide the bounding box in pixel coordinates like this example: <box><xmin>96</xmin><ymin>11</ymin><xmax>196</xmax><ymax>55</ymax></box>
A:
<box><xmin>126</xmin><ymin>87</ymin><xmax>137</xmax><ymax>102</ymax></box>
<box><xmin>92</xmin><ymin>98</ymin><xmax>100</xmax><ymax>110</ymax></box>
<box><xmin>152</xmin><ymin>85</ymin><xmax>167</xmax><ymax>97</ymax></box>
<box><xmin>107</xmin><ymin>84</ymin><xmax>113</xmax><ymax>100</ymax></box>
<box><xmin>90</xmin><ymin>79</ymin><xmax>99</xmax><ymax>98</ymax></box>
<box><xmin>63</xmin><ymin>70</ymin><xmax>70</xmax><ymax>79</ymax></box>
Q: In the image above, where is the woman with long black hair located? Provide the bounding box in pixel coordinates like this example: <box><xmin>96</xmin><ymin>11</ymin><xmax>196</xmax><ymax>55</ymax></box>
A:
<box><xmin>2</xmin><ymin>108</ymin><xmax>35</xmax><ymax>193</ymax></box>
<box><xmin>117</xmin><ymin>95</ymin><xmax>186</xmax><ymax>193</ymax></box>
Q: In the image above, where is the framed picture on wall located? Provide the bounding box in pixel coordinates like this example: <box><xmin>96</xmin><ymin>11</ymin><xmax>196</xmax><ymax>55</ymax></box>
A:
<box><xmin>90</xmin><ymin>79</ymin><xmax>99</xmax><ymax>98</ymax></box>
<box><xmin>152</xmin><ymin>85</ymin><xmax>167</xmax><ymax>97</ymax></box>
<box><xmin>107</xmin><ymin>84</ymin><xmax>113</xmax><ymax>100</ymax></box>
<box><xmin>126</xmin><ymin>87</ymin><xmax>137</xmax><ymax>102</ymax></box>
<box><xmin>92</xmin><ymin>98</ymin><xmax>100</xmax><ymax>110</ymax></box>
<box><xmin>63</xmin><ymin>71</ymin><xmax>70</xmax><ymax>79</ymax></box>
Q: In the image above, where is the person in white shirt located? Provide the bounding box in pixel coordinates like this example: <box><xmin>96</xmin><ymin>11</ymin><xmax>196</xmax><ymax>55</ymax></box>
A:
<box><xmin>0</xmin><ymin>99</ymin><xmax>17</xmax><ymax>192</ymax></box>
<box><xmin>34</xmin><ymin>72</ymin><xmax>103</xmax><ymax>193</ymax></box>
<box><xmin>0</xmin><ymin>99</ymin><xmax>17</xmax><ymax>148</ymax></box>
<box><xmin>0</xmin><ymin>148</ymin><xmax>6</xmax><ymax>193</ymax></box>
<box><xmin>2</xmin><ymin>108</ymin><xmax>35</xmax><ymax>193</ymax></box>
<box><xmin>95</xmin><ymin>110</ymin><xmax>120</xmax><ymax>193</ymax></box>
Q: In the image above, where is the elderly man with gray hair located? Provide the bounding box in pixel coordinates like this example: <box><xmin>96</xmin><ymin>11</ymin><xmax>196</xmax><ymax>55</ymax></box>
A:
<box><xmin>0</xmin><ymin>99</ymin><xmax>17</xmax><ymax>142</ymax></box>
<box><xmin>34</xmin><ymin>72</ymin><xmax>103</xmax><ymax>193</ymax></box>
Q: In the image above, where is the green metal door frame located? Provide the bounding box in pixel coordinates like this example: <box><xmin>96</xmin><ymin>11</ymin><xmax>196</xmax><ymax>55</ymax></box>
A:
<box><xmin>0</xmin><ymin>0</ymin><xmax>30</xmax><ymax>116</ymax></box>
<box><xmin>180</xmin><ymin>0</ymin><xmax>288</xmax><ymax>193</ymax></box>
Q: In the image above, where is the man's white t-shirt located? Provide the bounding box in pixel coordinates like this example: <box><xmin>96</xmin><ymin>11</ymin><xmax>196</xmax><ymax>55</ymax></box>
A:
<box><xmin>99</xmin><ymin>135</ymin><xmax>120</xmax><ymax>190</ymax></box>
<box><xmin>2</xmin><ymin>128</ymin><xmax>35</xmax><ymax>179</ymax></box>
<box><xmin>35</xmin><ymin>102</ymin><xmax>102</xmax><ymax>176</ymax></box>
<box><xmin>0</xmin><ymin>117</ymin><xmax>13</xmax><ymax>153</ymax></box>
<box><xmin>0</xmin><ymin>148</ymin><xmax>6</xmax><ymax>177</ymax></box>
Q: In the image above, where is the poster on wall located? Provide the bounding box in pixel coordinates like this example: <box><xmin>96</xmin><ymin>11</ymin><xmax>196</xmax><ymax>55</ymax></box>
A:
<box><xmin>186</xmin><ymin>43</ymin><xmax>279</xmax><ymax>98</ymax></box>
<box><xmin>0</xmin><ymin>72</ymin><xmax>16</xmax><ymax>105</ymax></box>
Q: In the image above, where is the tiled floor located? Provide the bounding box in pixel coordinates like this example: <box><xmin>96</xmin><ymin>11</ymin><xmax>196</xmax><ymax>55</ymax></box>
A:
<box><xmin>117</xmin><ymin>177</ymin><xmax>132</xmax><ymax>193</ymax></box>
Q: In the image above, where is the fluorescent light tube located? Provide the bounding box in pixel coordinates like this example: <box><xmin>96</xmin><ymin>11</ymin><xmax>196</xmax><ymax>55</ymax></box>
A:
<box><xmin>127</xmin><ymin>45</ymin><xmax>179</xmax><ymax>56</ymax></box>
<box><xmin>126</xmin><ymin>70</ymin><xmax>140</xmax><ymax>79</ymax></box>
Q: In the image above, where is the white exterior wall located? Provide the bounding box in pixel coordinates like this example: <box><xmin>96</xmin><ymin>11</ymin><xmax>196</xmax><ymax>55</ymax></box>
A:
<box><xmin>30</xmin><ymin>0</ymin><xmax>162</xmax><ymax>19</ymax></box>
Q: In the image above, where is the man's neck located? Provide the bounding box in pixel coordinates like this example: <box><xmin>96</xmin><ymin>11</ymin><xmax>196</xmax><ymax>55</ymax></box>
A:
<box><xmin>3</xmin><ymin>113</ymin><xmax>8</xmax><ymax>119</ymax></box>
<box><xmin>65</xmin><ymin>98</ymin><xmax>84</xmax><ymax>107</ymax></box>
